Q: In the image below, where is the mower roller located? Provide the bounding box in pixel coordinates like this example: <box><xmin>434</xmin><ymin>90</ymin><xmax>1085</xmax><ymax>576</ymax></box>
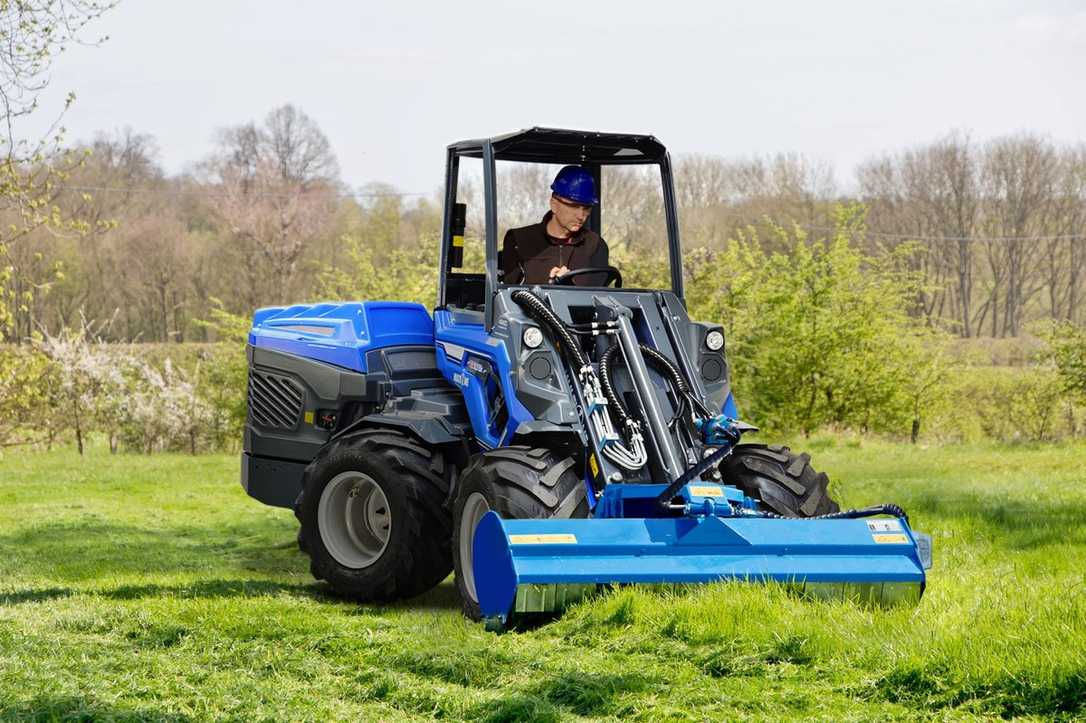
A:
<box><xmin>239</xmin><ymin>127</ymin><xmax>932</xmax><ymax>629</ymax></box>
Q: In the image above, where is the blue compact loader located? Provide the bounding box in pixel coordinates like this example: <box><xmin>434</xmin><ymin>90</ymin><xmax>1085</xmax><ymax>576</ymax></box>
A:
<box><xmin>242</xmin><ymin>128</ymin><xmax>931</xmax><ymax>629</ymax></box>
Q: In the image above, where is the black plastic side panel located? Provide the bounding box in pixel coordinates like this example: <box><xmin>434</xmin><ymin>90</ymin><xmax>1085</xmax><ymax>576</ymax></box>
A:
<box><xmin>242</xmin><ymin>342</ymin><xmax>471</xmax><ymax>509</ymax></box>
<box><xmin>244</xmin><ymin>345</ymin><xmax>377</xmax><ymax>464</ymax></box>
<box><xmin>241</xmin><ymin>453</ymin><xmax>307</xmax><ymax>509</ymax></box>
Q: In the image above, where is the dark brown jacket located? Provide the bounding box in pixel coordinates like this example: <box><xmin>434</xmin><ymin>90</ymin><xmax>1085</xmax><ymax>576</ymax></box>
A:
<box><xmin>501</xmin><ymin>212</ymin><xmax>609</xmax><ymax>286</ymax></box>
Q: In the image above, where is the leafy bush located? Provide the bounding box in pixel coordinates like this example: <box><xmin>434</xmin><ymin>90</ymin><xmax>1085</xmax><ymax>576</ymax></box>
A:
<box><xmin>13</xmin><ymin>322</ymin><xmax>226</xmax><ymax>455</ymax></box>
<box><xmin>1040</xmin><ymin>321</ymin><xmax>1086</xmax><ymax>401</ymax></box>
<box><xmin>0</xmin><ymin>345</ymin><xmax>55</xmax><ymax>448</ymax></box>
<box><xmin>191</xmin><ymin>300</ymin><xmax>250</xmax><ymax>451</ymax></box>
<box><xmin>933</xmin><ymin>366</ymin><xmax>1082</xmax><ymax>442</ymax></box>
<box><xmin>118</xmin><ymin>358</ymin><xmax>216</xmax><ymax>454</ymax></box>
<box><xmin>317</xmin><ymin>234</ymin><xmax>440</xmax><ymax>307</ymax></box>
<box><xmin>686</xmin><ymin>205</ymin><xmax>951</xmax><ymax>439</ymax></box>
<box><xmin>36</xmin><ymin>324</ymin><xmax>127</xmax><ymax>455</ymax></box>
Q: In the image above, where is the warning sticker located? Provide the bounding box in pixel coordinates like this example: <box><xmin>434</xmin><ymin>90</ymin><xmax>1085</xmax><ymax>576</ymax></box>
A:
<box><xmin>509</xmin><ymin>534</ymin><xmax>577</xmax><ymax>545</ymax></box>
<box><xmin>588</xmin><ymin>455</ymin><xmax>599</xmax><ymax>478</ymax></box>
<box><xmin>867</xmin><ymin>519</ymin><xmax>902</xmax><ymax>533</ymax></box>
<box><xmin>872</xmin><ymin>533</ymin><xmax>910</xmax><ymax>544</ymax></box>
<box><xmin>688</xmin><ymin>486</ymin><xmax>725</xmax><ymax>497</ymax></box>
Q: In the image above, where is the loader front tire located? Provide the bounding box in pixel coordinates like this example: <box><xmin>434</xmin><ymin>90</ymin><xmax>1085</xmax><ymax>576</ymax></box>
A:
<box><xmin>452</xmin><ymin>447</ymin><xmax>588</xmax><ymax>620</ymax></box>
<box><xmin>298</xmin><ymin>428</ymin><xmax>452</xmax><ymax>602</ymax></box>
<box><xmin>720</xmin><ymin>444</ymin><xmax>840</xmax><ymax>517</ymax></box>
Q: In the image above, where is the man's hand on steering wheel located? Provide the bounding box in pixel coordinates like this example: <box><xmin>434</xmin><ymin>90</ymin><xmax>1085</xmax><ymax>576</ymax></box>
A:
<box><xmin>550</xmin><ymin>266</ymin><xmax>623</xmax><ymax>288</ymax></box>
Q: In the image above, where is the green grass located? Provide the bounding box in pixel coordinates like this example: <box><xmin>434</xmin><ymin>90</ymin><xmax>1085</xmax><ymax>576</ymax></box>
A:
<box><xmin>1</xmin><ymin>440</ymin><xmax>1084</xmax><ymax>721</ymax></box>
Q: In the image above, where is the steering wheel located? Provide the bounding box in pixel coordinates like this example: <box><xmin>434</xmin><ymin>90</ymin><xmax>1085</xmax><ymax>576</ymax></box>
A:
<box><xmin>551</xmin><ymin>266</ymin><xmax>623</xmax><ymax>288</ymax></box>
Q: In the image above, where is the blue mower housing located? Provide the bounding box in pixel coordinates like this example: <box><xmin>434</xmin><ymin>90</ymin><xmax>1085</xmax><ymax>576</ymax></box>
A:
<box><xmin>473</xmin><ymin>484</ymin><xmax>931</xmax><ymax>626</ymax></box>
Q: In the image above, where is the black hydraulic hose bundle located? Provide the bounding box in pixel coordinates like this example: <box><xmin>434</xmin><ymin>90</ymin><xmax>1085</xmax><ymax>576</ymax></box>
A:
<box><xmin>640</xmin><ymin>344</ymin><xmax>716</xmax><ymax>419</ymax></box>
<box><xmin>510</xmin><ymin>290</ymin><xmax>589</xmax><ymax>371</ymax></box>
<box><xmin>598</xmin><ymin>344</ymin><xmax>634</xmax><ymax>431</ymax></box>
<box><xmin>600</xmin><ymin>339</ymin><xmax>712</xmax><ymax>432</ymax></box>
<box><xmin>513</xmin><ymin>288</ymin><xmax>708</xmax><ymax>453</ymax></box>
<box><xmin>640</xmin><ymin>345</ymin><xmax>691</xmax><ymax>396</ymax></box>
<box><xmin>512</xmin><ymin>289</ymin><xmax>690</xmax><ymax>400</ymax></box>
<box><xmin>515</xmin><ymin>290</ymin><xmax>655</xmax><ymax>450</ymax></box>
<box><xmin>512</xmin><ymin>290</ymin><xmax>649</xmax><ymax>469</ymax></box>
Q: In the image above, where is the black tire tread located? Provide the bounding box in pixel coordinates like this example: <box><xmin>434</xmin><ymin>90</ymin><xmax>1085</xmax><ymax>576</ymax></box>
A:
<box><xmin>297</xmin><ymin>427</ymin><xmax>452</xmax><ymax>602</ymax></box>
<box><xmin>452</xmin><ymin>446</ymin><xmax>587</xmax><ymax>620</ymax></box>
<box><xmin>720</xmin><ymin>443</ymin><xmax>840</xmax><ymax>517</ymax></box>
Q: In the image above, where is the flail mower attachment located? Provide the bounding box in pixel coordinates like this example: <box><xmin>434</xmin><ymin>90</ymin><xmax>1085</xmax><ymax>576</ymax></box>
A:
<box><xmin>472</xmin><ymin>439</ymin><xmax>932</xmax><ymax>629</ymax></box>
<box><xmin>472</xmin><ymin>489</ymin><xmax>931</xmax><ymax>629</ymax></box>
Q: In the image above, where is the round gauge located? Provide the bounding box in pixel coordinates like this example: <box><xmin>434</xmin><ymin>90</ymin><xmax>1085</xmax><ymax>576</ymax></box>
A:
<box><xmin>522</xmin><ymin>326</ymin><xmax>544</xmax><ymax>349</ymax></box>
<box><xmin>705</xmin><ymin>329</ymin><xmax>725</xmax><ymax>351</ymax></box>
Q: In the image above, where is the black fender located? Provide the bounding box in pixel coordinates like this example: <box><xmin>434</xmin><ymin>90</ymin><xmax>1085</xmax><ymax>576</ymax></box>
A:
<box><xmin>337</xmin><ymin>412</ymin><xmax>467</xmax><ymax>447</ymax></box>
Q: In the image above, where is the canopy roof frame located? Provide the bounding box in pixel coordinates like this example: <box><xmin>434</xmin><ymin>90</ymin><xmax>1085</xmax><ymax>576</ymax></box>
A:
<box><xmin>438</xmin><ymin>127</ymin><xmax>685</xmax><ymax>327</ymax></box>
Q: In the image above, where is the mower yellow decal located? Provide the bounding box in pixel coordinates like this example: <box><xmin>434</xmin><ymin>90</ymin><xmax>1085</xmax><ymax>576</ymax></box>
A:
<box><xmin>873</xmin><ymin>533</ymin><xmax>910</xmax><ymax>544</ymax></box>
<box><xmin>452</xmin><ymin>234</ymin><xmax>464</xmax><ymax>247</ymax></box>
<box><xmin>588</xmin><ymin>454</ymin><xmax>599</xmax><ymax>478</ymax></box>
<box><xmin>304</xmin><ymin>411</ymin><xmax>314</xmax><ymax>424</ymax></box>
<box><xmin>509</xmin><ymin>533</ymin><xmax>577</xmax><ymax>545</ymax></box>
<box><xmin>688</xmin><ymin>485</ymin><xmax>725</xmax><ymax>497</ymax></box>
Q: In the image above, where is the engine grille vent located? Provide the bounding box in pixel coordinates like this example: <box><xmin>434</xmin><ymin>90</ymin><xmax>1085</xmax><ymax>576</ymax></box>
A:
<box><xmin>248</xmin><ymin>370</ymin><xmax>304</xmax><ymax>430</ymax></box>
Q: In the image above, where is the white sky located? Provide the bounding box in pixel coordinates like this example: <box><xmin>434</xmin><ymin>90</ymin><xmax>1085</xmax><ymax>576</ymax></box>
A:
<box><xmin>21</xmin><ymin>0</ymin><xmax>1086</xmax><ymax>194</ymax></box>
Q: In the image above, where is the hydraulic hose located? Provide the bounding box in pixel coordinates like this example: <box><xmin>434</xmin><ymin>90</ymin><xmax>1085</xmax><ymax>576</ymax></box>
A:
<box><xmin>510</xmin><ymin>290</ymin><xmax>589</xmax><ymax>371</ymax></box>
<box><xmin>598</xmin><ymin>343</ymin><xmax>634</xmax><ymax>431</ymax></box>
<box><xmin>513</xmin><ymin>288</ymin><xmax>698</xmax><ymax>421</ymax></box>
<box><xmin>640</xmin><ymin>345</ymin><xmax>692</xmax><ymax>396</ymax></box>
<box><xmin>641</xmin><ymin>345</ymin><xmax>714</xmax><ymax>418</ymax></box>
<box><xmin>601</xmin><ymin>341</ymin><xmax>710</xmax><ymax>429</ymax></box>
<box><xmin>759</xmin><ymin>503</ymin><xmax>910</xmax><ymax>526</ymax></box>
<box><xmin>654</xmin><ymin>443</ymin><xmax>912</xmax><ymax>525</ymax></box>
<box><xmin>511</xmin><ymin>289</ymin><xmax>647</xmax><ymax>471</ymax></box>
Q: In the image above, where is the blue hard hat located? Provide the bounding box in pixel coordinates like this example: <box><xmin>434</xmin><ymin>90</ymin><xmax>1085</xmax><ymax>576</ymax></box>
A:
<box><xmin>550</xmin><ymin>165</ymin><xmax>598</xmax><ymax>205</ymax></box>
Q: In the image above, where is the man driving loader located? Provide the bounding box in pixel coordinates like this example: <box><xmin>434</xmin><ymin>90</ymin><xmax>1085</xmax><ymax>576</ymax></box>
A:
<box><xmin>500</xmin><ymin>165</ymin><xmax>611</xmax><ymax>286</ymax></box>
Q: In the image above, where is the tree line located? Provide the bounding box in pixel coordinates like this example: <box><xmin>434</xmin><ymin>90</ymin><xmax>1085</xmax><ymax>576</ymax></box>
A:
<box><xmin>0</xmin><ymin>107</ymin><xmax>1083</xmax><ymax>344</ymax></box>
<box><xmin>5</xmin><ymin>205</ymin><xmax>1083</xmax><ymax>454</ymax></box>
<box><xmin>1</xmin><ymin>101</ymin><xmax>1083</xmax><ymax>449</ymax></box>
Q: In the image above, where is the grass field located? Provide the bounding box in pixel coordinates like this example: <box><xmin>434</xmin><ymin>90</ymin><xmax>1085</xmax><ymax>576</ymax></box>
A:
<box><xmin>1</xmin><ymin>440</ymin><xmax>1084</xmax><ymax>721</ymax></box>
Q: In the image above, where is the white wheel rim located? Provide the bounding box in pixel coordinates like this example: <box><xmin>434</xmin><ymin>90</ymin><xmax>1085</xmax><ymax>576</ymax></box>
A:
<box><xmin>317</xmin><ymin>471</ymin><xmax>391</xmax><ymax>569</ymax></box>
<box><xmin>459</xmin><ymin>492</ymin><xmax>490</xmax><ymax>602</ymax></box>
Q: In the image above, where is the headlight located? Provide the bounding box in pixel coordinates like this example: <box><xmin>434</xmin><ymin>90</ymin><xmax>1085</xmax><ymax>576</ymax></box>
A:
<box><xmin>523</xmin><ymin>326</ymin><xmax>544</xmax><ymax>349</ymax></box>
<box><xmin>705</xmin><ymin>330</ymin><xmax>724</xmax><ymax>351</ymax></box>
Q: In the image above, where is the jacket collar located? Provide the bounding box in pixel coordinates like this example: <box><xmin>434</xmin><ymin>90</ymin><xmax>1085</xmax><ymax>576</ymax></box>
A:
<box><xmin>541</xmin><ymin>211</ymin><xmax>586</xmax><ymax>246</ymax></box>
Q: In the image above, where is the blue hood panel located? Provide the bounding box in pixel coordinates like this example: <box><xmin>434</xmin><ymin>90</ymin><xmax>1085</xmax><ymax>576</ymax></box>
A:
<box><xmin>249</xmin><ymin>301</ymin><xmax>434</xmax><ymax>372</ymax></box>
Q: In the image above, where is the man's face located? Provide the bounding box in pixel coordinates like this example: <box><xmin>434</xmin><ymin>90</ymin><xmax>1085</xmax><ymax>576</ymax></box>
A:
<box><xmin>549</xmin><ymin>194</ymin><xmax>593</xmax><ymax>235</ymax></box>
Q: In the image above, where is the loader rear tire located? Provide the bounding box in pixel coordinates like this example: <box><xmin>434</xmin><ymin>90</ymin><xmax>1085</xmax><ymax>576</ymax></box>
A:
<box><xmin>452</xmin><ymin>447</ymin><xmax>588</xmax><ymax>620</ymax></box>
<box><xmin>720</xmin><ymin>444</ymin><xmax>840</xmax><ymax>517</ymax></box>
<box><xmin>298</xmin><ymin>427</ymin><xmax>452</xmax><ymax>602</ymax></box>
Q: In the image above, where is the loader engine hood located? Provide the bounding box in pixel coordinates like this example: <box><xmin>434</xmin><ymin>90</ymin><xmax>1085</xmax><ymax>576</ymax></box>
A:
<box><xmin>249</xmin><ymin>301</ymin><xmax>434</xmax><ymax>372</ymax></box>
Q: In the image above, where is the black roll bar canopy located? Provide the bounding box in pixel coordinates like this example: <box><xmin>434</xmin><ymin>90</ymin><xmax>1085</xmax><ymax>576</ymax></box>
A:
<box><xmin>438</xmin><ymin>127</ymin><xmax>685</xmax><ymax>327</ymax></box>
